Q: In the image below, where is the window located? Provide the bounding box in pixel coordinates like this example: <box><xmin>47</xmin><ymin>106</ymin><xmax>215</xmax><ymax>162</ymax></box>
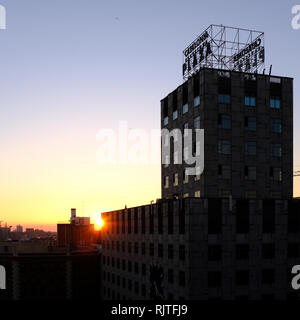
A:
<box><xmin>270</xmin><ymin>167</ymin><xmax>282</xmax><ymax>181</ymax></box>
<box><xmin>142</xmin><ymin>285</ymin><xmax>146</xmax><ymax>297</ymax></box>
<box><xmin>128</xmin><ymin>242</ymin><xmax>132</xmax><ymax>253</ymax></box>
<box><xmin>182</xmin><ymin>103</ymin><xmax>188</xmax><ymax>114</ymax></box>
<box><xmin>208</xmin><ymin>199</ymin><xmax>222</xmax><ymax>233</ymax></box>
<box><xmin>208</xmin><ymin>245</ymin><xmax>222</xmax><ymax>261</ymax></box>
<box><xmin>194</xmin><ymin>116</ymin><xmax>200</xmax><ymax>129</ymax></box>
<box><xmin>179</xmin><ymin>271</ymin><xmax>185</xmax><ymax>287</ymax></box>
<box><xmin>168</xmin><ymin>269</ymin><xmax>174</xmax><ymax>284</ymax></box>
<box><xmin>193</xmin><ymin>76</ymin><xmax>200</xmax><ymax>102</ymax></box>
<box><xmin>245</xmin><ymin>142</ymin><xmax>256</xmax><ymax>155</ymax></box>
<box><xmin>183</xmin><ymin>193</ymin><xmax>189</xmax><ymax>198</ymax></box>
<box><xmin>134</xmin><ymin>262</ymin><xmax>139</xmax><ymax>274</ymax></box>
<box><xmin>183</xmin><ymin>122</ymin><xmax>188</xmax><ymax>136</ymax></box>
<box><xmin>183</xmin><ymin>169</ymin><xmax>189</xmax><ymax>184</ymax></box>
<box><xmin>218</xmin><ymin>94</ymin><xmax>230</xmax><ymax>104</ymax></box>
<box><xmin>158</xmin><ymin>244</ymin><xmax>164</xmax><ymax>258</ymax></box>
<box><xmin>168</xmin><ymin>244</ymin><xmax>174</xmax><ymax>259</ymax></box>
<box><xmin>122</xmin><ymin>259</ymin><xmax>126</xmax><ymax>270</ymax></box>
<box><xmin>288</xmin><ymin>243</ymin><xmax>299</xmax><ymax>258</ymax></box>
<box><xmin>270</xmin><ymin>191</ymin><xmax>282</xmax><ymax>199</ymax></box>
<box><xmin>134</xmin><ymin>242</ymin><xmax>138</xmax><ymax>254</ymax></box>
<box><xmin>218</xmin><ymin>140</ymin><xmax>231</xmax><ymax>155</ymax></box>
<box><xmin>270</xmin><ymin>144</ymin><xmax>282</xmax><ymax>157</ymax></box>
<box><xmin>219</xmin><ymin>190</ymin><xmax>231</xmax><ymax>198</ymax></box>
<box><xmin>218</xmin><ymin>114</ymin><xmax>231</xmax><ymax>129</ymax></box>
<box><xmin>194</xmin><ymin>190</ymin><xmax>201</xmax><ymax>198</ymax></box>
<box><xmin>164</xmin><ymin>176</ymin><xmax>169</xmax><ymax>188</ymax></box>
<box><xmin>195</xmin><ymin>166</ymin><xmax>201</xmax><ymax>181</ymax></box>
<box><xmin>245</xmin><ymin>117</ymin><xmax>256</xmax><ymax>131</ymax></box>
<box><xmin>208</xmin><ymin>272</ymin><xmax>222</xmax><ymax>288</ymax></box>
<box><xmin>164</xmin><ymin>155</ymin><xmax>169</xmax><ymax>168</ymax></box>
<box><xmin>236</xmin><ymin>270</ymin><xmax>249</xmax><ymax>286</ymax></box>
<box><xmin>142</xmin><ymin>264</ymin><xmax>146</xmax><ymax>276</ymax></box>
<box><xmin>245</xmin><ymin>191</ymin><xmax>256</xmax><ymax>199</ymax></box>
<box><xmin>179</xmin><ymin>245</ymin><xmax>185</xmax><ymax>261</ymax></box>
<box><xmin>194</xmin><ymin>96</ymin><xmax>200</xmax><ymax>107</ymax></box>
<box><xmin>245</xmin><ymin>166</ymin><xmax>256</xmax><ymax>180</ymax></box>
<box><xmin>262</xmin><ymin>243</ymin><xmax>275</xmax><ymax>260</ymax></box>
<box><xmin>270</xmin><ymin>96</ymin><xmax>281</xmax><ymax>109</ymax></box>
<box><xmin>163</xmin><ymin>98</ymin><xmax>168</xmax><ymax>126</ymax></box>
<box><xmin>173</xmin><ymin>110</ymin><xmax>178</xmax><ymax>120</ymax></box>
<box><xmin>236</xmin><ymin>200</ymin><xmax>249</xmax><ymax>233</ymax></box>
<box><xmin>263</xmin><ymin>200</ymin><xmax>275</xmax><ymax>234</ymax></box>
<box><xmin>128</xmin><ymin>261</ymin><xmax>132</xmax><ymax>272</ymax></box>
<box><xmin>270</xmin><ymin>119</ymin><xmax>282</xmax><ymax>133</ymax></box>
<box><xmin>245</xmin><ymin>96</ymin><xmax>256</xmax><ymax>107</ymax></box>
<box><xmin>173</xmin><ymin>173</ymin><xmax>178</xmax><ymax>186</ymax></box>
<box><xmin>149</xmin><ymin>243</ymin><xmax>154</xmax><ymax>256</ymax></box>
<box><xmin>262</xmin><ymin>269</ymin><xmax>275</xmax><ymax>285</ymax></box>
<box><xmin>218</xmin><ymin>165</ymin><xmax>231</xmax><ymax>180</ymax></box>
<box><xmin>236</xmin><ymin>244</ymin><xmax>249</xmax><ymax>260</ymax></box>
<box><xmin>128</xmin><ymin>279</ymin><xmax>132</xmax><ymax>291</ymax></box>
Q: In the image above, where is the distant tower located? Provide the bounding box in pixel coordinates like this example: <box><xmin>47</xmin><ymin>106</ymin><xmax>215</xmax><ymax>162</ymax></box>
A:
<box><xmin>70</xmin><ymin>208</ymin><xmax>76</xmax><ymax>222</ymax></box>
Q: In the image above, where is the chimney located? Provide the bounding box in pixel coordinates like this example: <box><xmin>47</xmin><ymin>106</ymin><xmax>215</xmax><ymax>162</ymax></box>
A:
<box><xmin>71</xmin><ymin>208</ymin><xmax>76</xmax><ymax>220</ymax></box>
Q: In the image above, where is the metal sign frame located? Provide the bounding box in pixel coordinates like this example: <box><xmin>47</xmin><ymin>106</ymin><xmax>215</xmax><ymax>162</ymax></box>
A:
<box><xmin>182</xmin><ymin>24</ymin><xmax>265</xmax><ymax>80</ymax></box>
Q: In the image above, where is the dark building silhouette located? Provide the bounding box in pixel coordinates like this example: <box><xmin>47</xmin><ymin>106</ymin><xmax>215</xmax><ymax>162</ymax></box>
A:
<box><xmin>161</xmin><ymin>68</ymin><xmax>293</xmax><ymax>200</ymax></box>
<box><xmin>100</xmin><ymin>198</ymin><xmax>300</xmax><ymax>300</ymax></box>
<box><xmin>0</xmin><ymin>242</ymin><xmax>101</xmax><ymax>300</ymax></box>
<box><xmin>100</xmin><ymin>64</ymin><xmax>298</xmax><ymax>300</ymax></box>
<box><xmin>57</xmin><ymin>209</ymin><xmax>95</xmax><ymax>248</ymax></box>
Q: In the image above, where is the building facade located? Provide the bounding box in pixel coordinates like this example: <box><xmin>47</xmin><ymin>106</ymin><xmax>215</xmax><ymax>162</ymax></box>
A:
<box><xmin>161</xmin><ymin>68</ymin><xmax>293</xmax><ymax>200</ymax></box>
<box><xmin>100</xmin><ymin>198</ymin><xmax>300</xmax><ymax>300</ymax></box>
<box><xmin>0</xmin><ymin>242</ymin><xmax>101</xmax><ymax>300</ymax></box>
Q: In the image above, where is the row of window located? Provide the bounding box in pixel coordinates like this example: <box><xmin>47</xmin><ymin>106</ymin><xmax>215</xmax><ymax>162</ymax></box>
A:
<box><xmin>176</xmin><ymin>190</ymin><xmax>282</xmax><ymax>200</ymax></box>
<box><xmin>207</xmin><ymin>243</ymin><xmax>300</xmax><ymax>261</ymax></box>
<box><xmin>164</xmin><ymin>166</ymin><xmax>282</xmax><ymax>189</ymax></box>
<box><xmin>219</xmin><ymin>94</ymin><xmax>281</xmax><ymax>109</ymax></box>
<box><xmin>164</xmin><ymin>140</ymin><xmax>283</xmax><ymax>170</ymax></box>
<box><xmin>102</xmin><ymin>242</ymin><xmax>186</xmax><ymax>260</ymax></box>
<box><xmin>103</xmin><ymin>268</ymin><xmax>278</xmax><ymax>289</ymax></box>
<box><xmin>207</xmin><ymin>269</ymin><xmax>277</xmax><ymax>288</ymax></box>
<box><xmin>102</xmin><ymin>242</ymin><xmax>299</xmax><ymax>269</ymax></box>
<box><xmin>218</xmin><ymin>141</ymin><xmax>282</xmax><ymax>157</ymax></box>
<box><xmin>163</xmin><ymin>95</ymin><xmax>281</xmax><ymax>125</ymax></box>
<box><xmin>218</xmin><ymin>115</ymin><xmax>282</xmax><ymax>133</ymax></box>
<box><xmin>103</xmin><ymin>277</ymin><xmax>147</xmax><ymax>296</ymax></box>
<box><xmin>102</xmin><ymin>201</ymin><xmax>300</xmax><ymax>236</ymax></box>
<box><xmin>103</xmin><ymin>286</ymin><xmax>187</xmax><ymax>301</ymax></box>
<box><xmin>165</xmin><ymin>115</ymin><xmax>282</xmax><ymax>135</ymax></box>
<box><xmin>103</xmin><ymin>268</ymin><xmax>186</xmax><ymax>287</ymax></box>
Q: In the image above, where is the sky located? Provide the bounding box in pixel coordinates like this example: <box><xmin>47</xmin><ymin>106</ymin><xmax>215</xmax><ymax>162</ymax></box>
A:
<box><xmin>0</xmin><ymin>0</ymin><xmax>299</xmax><ymax>231</ymax></box>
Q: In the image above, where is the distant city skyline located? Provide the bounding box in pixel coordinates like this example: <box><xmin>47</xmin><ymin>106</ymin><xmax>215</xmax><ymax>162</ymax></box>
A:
<box><xmin>0</xmin><ymin>0</ymin><xmax>299</xmax><ymax>228</ymax></box>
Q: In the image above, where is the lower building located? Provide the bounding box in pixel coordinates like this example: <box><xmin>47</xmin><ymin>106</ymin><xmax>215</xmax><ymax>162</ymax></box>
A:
<box><xmin>100</xmin><ymin>198</ymin><xmax>300</xmax><ymax>300</ymax></box>
<box><xmin>57</xmin><ymin>208</ymin><xmax>95</xmax><ymax>248</ymax></box>
<box><xmin>0</xmin><ymin>242</ymin><xmax>101</xmax><ymax>300</ymax></box>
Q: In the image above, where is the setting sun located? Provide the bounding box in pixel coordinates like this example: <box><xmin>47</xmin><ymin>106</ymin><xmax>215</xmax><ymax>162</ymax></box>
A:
<box><xmin>93</xmin><ymin>214</ymin><xmax>105</xmax><ymax>231</ymax></box>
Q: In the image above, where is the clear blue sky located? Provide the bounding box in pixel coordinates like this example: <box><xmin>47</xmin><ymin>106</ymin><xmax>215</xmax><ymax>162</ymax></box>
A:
<box><xmin>0</xmin><ymin>0</ymin><xmax>299</xmax><ymax>228</ymax></box>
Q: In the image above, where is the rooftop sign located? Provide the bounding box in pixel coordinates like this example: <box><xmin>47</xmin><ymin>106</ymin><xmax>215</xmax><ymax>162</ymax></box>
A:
<box><xmin>182</xmin><ymin>25</ymin><xmax>265</xmax><ymax>80</ymax></box>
